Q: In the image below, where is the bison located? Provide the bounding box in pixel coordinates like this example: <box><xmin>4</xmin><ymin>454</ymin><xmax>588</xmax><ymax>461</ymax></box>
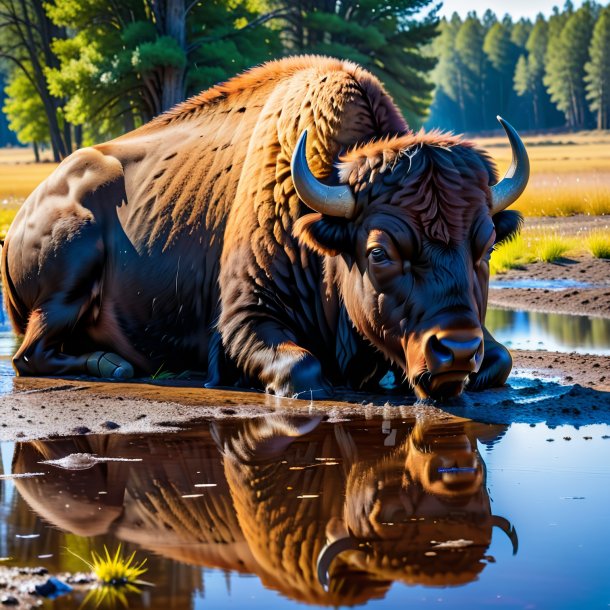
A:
<box><xmin>1</xmin><ymin>55</ymin><xmax>529</xmax><ymax>399</ymax></box>
<box><xmin>13</xmin><ymin>414</ymin><xmax>517</xmax><ymax>604</ymax></box>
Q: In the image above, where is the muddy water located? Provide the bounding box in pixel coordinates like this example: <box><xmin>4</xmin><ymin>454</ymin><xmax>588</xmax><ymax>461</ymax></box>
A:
<box><xmin>487</xmin><ymin>307</ymin><xmax>610</xmax><ymax>355</ymax></box>
<box><xmin>1</xmin><ymin>415</ymin><xmax>609</xmax><ymax>609</ymax></box>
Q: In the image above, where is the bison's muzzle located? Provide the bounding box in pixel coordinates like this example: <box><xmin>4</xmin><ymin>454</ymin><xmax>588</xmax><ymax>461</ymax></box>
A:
<box><xmin>406</xmin><ymin>326</ymin><xmax>484</xmax><ymax>400</ymax></box>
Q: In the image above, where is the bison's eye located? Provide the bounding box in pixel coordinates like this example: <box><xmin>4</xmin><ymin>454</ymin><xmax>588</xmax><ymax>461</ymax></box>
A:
<box><xmin>369</xmin><ymin>247</ymin><xmax>389</xmax><ymax>263</ymax></box>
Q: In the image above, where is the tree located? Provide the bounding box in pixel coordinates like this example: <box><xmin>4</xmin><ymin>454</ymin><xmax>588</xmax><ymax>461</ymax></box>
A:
<box><xmin>426</xmin><ymin>13</ymin><xmax>464</xmax><ymax>130</ymax></box>
<box><xmin>0</xmin><ymin>0</ymin><xmax>75</xmax><ymax>160</ymax></box>
<box><xmin>455</xmin><ymin>15</ymin><xmax>489</xmax><ymax>130</ymax></box>
<box><xmin>3</xmin><ymin>68</ymin><xmax>48</xmax><ymax>159</ymax></box>
<box><xmin>45</xmin><ymin>0</ymin><xmax>283</xmax><ymax>142</ymax></box>
<box><xmin>510</xmin><ymin>18</ymin><xmax>533</xmax><ymax>48</ymax></box>
<box><xmin>484</xmin><ymin>21</ymin><xmax>518</xmax><ymax>119</ymax></box>
<box><xmin>267</xmin><ymin>0</ymin><xmax>440</xmax><ymax>126</ymax></box>
<box><xmin>544</xmin><ymin>2</ymin><xmax>595</xmax><ymax>128</ymax></box>
<box><xmin>585</xmin><ymin>5</ymin><xmax>610</xmax><ymax>129</ymax></box>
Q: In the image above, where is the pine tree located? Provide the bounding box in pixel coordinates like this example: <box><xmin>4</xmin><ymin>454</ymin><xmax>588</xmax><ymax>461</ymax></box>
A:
<box><xmin>544</xmin><ymin>3</ymin><xmax>595</xmax><ymax>128</ymax></box>
<box><xmin>455</xmin><ymin>15</ymin><xmax>489</xmax><ymax>130</ymax></box>
<box><xmin>426</xmin><ymin>14</ymin><xmax>465</xmax><ymax>130</ymax></box>
<box><xmin>267</xmin><ymin>0</ymin><xmax>440</xmax><ymax>126</ymax></box>
<box><xmin>484</xmin><ymin>21</ymin><xmax>518</xmax><ymax>119</ymax></box>
<box><xmin>585</xmin><ymin>5</ymin><xmax>610</xmax><ymax>129</ymax></box>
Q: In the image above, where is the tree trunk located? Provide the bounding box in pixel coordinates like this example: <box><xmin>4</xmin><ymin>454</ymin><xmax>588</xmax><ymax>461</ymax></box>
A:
<box><xmin>33</xmin><ymin>142</ymin><xmax>40</xmax><ymax>163</ymax></box>
<box><xmin>161</xmin><ymin>0</ymin><xmax>186</xmax><ymax>111</ymax></box>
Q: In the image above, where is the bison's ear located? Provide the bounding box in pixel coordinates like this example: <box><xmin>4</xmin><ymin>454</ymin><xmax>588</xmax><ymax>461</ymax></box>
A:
<box><xmin>293</xmin><ymin>213</ymin><xmax>353</xmax><ymax>257</ymax></box>
<box><xmin>493</xmin><ymin>209</ymin><xmax>523</xmax><ymax>246</ymax></box>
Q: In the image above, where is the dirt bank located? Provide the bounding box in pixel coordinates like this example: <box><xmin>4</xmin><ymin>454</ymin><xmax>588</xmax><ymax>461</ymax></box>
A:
<box><xmin>489</xmin><ymin>256</ymin><xmax>610</xmax><ymax>317</ymax></box>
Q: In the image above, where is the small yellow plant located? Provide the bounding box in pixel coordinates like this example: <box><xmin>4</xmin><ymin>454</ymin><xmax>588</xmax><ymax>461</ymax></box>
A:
<box><xmin>587</xmin><ymin>230</ymin><xmax>610</xmax><ymax>259</ymax></box>
<box><xmin>489</xmin><ymin>234</ymin><xmax>534</xmax><ymax>275</ymax></box>
<box><xmin>533</xmin><ymin>233</ymin><xmax>571</xmax><ymax>262</ymax></box>
<box><xmin>68</xmin><ymin>544</ymin><xmax>150</xmax><ymax>608</ymax></box>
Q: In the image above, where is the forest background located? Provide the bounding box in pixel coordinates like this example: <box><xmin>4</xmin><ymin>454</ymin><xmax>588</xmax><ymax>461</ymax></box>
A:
<box><xmin>0</xmin><ymin>0</ymin><xmax>608</xmax><ymax>160</ymax></box>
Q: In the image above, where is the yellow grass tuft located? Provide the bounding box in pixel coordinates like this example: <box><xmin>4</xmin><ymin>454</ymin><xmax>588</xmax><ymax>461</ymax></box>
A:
<box><xmin>533</xmin><ymin>233</ymin><xmax>571</xmax><ymax>262</ymax></box>
<box><xmin>0</xmin><ymin>202</ymin><xmax>23</xmax><ymax>240</ymax></box>
<box><xmin>489</xmin><ymin>234</ymin><xmax>534</xmax><ymax>274</ymax></box>
<box><xmin>587</xmin><ymin>230</ymin><xmax>610</xmax><ymax>258</ymax></box>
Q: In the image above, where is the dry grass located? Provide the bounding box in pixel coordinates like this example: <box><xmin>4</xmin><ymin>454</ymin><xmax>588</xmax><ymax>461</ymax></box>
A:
<box><xmin>474</xmin><ymin>131</ymin><xmax>610</xmax><ymax>216</ymax></box>
<box><xmin>0</xmin><ymin>203</ymin><xmax>22</xmax><ymax>240</ymax></box>
<box><xmin>0</xmin><ymin>163</ymin><xmax>56</xmax><ymax>200</ymax></box>
<box><xmin>0</xmin><ymin>146</ymin><xmax>53</xmax><ymax>164</ymax></box>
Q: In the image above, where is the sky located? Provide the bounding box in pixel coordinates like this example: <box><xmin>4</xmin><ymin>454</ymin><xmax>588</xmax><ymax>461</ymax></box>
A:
<box><xmin>437</xmin><ymin>0</ymin><xmax>584</xmax><ymax>20</ymax></box>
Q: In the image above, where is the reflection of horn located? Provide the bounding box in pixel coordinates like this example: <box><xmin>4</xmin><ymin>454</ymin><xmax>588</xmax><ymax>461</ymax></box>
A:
<box><xmin>291</xmin><ymin>130</ymin><xmax>356</xmax><ymax>218</ymax></box>
<box><xmin>490</xmin><ymin>116</ymin><xmax>530</xmax><ymax>215</ymax></box>
<box><xmin>316</xmin><ymin>536</ymin><xmax>359</xmax><ymax>591</ymax></box>
<box><xmin>492</xmin><ymin>515</ymin><xmax>518</xmax><ymax>555</ymax></box>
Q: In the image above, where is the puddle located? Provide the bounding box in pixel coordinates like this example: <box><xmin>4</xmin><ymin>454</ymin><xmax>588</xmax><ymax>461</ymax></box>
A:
<box><xmin>489</xmin><ymin>278</ymin><xmax>598</xmax><ymax>291</ymax></box>
<box><xmin>0</xmin><ymin>415</ymin><xmax>609</xmax><ymax>609</ymax></box>
<box><xmin>486</xmin><ymin>307</ymin><xmax>610</xmax><ymax>355</ymax></box>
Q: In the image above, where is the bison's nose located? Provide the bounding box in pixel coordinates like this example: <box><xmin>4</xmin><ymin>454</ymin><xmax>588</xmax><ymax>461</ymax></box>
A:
<box><xmin>425</xmin><ymin>330</ymin><xmax>483</xmax><ymax>375</ymax></box>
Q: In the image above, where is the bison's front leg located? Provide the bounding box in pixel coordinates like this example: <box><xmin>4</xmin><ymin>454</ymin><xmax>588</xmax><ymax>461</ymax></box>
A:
<box><xmin>260</xmin><ymin>342</ymin><xmax>333</xmax><ymax>398</ymax></box>
<box><xmin>221</xmin><ymin>311</ymin><xmax>332</xmax><ymax>398</ymax></box>
<box><xmin>468</xmin><ymin>326</ymin><xmax>512</xmax><ymax>391</ymax></box>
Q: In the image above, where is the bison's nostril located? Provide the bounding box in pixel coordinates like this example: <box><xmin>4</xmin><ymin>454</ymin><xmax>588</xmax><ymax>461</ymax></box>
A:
<box><xmin>425</xmin><ymin>334</ymin><xmax>483</xmax><ymax>374</ymax></box>
<box><xmin>439</xmin><ymin>336</ymin><xmax>482</xmax><ymax>362</ymax></box>
<box><xmin>429</xmin><ymin>336</ymin><xmax>454</xmax><ymax>367</ymax></box>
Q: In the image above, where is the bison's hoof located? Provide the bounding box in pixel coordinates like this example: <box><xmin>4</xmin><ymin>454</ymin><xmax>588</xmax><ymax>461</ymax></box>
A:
<box><xmin>86</xmin><ymin>352</ymin><xmax>134</xmax><ymax>379</ymax></box>
<box><xmin>267</xmin><ymin>355</ymin><xmax>332</xmax><ymax>399</ymax></box>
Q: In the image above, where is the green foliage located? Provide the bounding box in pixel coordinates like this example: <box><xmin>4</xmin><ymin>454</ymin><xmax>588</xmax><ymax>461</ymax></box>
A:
<box><xmin>43</xmin><ymin>0</ymin><xmax>282</xmax><ymax>141</ymax></box>
<box><xmin>544</xmin><ymin>3</ymin><xmax>596</xmax><ymax>128</ymax></box>
<box><xmin>489</xmin><ymin>234</ymin><xmax>533</xmax><ymax>275</ymax></box>
<box><xmin>585</xmin><ymin>6</ymin><xmax>610</xmax><ymax>128</ymax></box>
<box><xmin>3</xmin><ymin>70</ymin><xmax>49</xmax><ymax>145</ymax></box>
<box><xmin>428</xmin><ymin>4</ymin><xmax>609</xmax><ymax>133</ymax></box>
<box><xmin>267</xmin><ymin>0</ymin><xmax>439</xmax><ymax>125</ymax></box>
<box><xmin>587</xmin><ymin>230</ymin><xmax>610</xmax><ymax>259</ymax></box>
<box><xmin>535</xmin><ymin>234</ymin><xmax>571</xmax><ymax>262</ymax></box>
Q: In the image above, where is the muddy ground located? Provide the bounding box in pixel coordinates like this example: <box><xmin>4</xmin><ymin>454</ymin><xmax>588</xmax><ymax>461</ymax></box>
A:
<box><xmin>489</xmin><ymin>256</ymin><xmax>610</xmax><ymax>317</ymax></box>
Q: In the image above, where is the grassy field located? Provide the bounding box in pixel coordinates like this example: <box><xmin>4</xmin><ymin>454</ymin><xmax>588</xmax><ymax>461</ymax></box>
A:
<box><xmin>0</xmin><ymin>131</ymin><xmax>609</xmax><ymax>241</ymax></box>
<box><xmin>473</xmin><ymin>130</ymin><xmax>610</xmax><ymax>216</ymax></box>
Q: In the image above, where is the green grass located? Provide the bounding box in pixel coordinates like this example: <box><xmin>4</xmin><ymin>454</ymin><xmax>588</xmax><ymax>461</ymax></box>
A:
<box><xmin>490</xmin><ymin>228</ymin><xmax>610</xmax><ymax>274</ymax></box>
<box><xmin>489</xmin><ymin>234</ymin><xmax>534</xmax><ymax>274</ymax></box>
<box><xmin>587</xmin><ymin>230</ymin><xmax>610</xmax><ymax>258</ymax></box>
<box><xmin>534</xmin><ymin>233</ymin><xmax>571</xmax><ymax>262</ymax></box>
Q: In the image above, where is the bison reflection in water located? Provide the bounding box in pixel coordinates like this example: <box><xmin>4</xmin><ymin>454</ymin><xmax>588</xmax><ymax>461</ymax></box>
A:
<box><xmin>13</xmin><ymin>416</ymin><xmax>517</xmax><ymax>605</ymax></box>
<box><xmin>0</xmin><ymin>56</ymin><xmax>529</xmax><ymax>400</ymax></box>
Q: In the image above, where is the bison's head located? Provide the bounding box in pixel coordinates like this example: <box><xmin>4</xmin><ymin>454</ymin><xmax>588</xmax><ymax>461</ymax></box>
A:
<box><xmin>318</xmin><ymin>419</ymin><xmax>517</xmax><ymax>589</ymax></box>
<box><xmin>292</xmin><ymin>118</ymin><xmax>528</xmax><ymax>399</ymax></box>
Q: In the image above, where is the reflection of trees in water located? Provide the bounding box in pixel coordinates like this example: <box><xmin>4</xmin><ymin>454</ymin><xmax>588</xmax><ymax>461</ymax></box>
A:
<box><xmin>6</xmin><ymin>416</ymin><xmax>517</xmax><ymax>607</ymax></box>
<box><xmin>487</xmin><ymin>307</ymin><xmax>610</xmax><ymax>350</ymax></box>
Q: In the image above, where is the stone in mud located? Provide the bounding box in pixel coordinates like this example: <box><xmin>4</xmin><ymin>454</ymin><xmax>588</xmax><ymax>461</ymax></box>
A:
<box><xmin>102</xmin><ymin>421</ymin><xmax>120</xmax><ymax>430</ymax></box>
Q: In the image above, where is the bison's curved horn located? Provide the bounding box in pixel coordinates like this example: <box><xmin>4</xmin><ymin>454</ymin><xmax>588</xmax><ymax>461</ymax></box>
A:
<box><xmin>316</xmin><ymin>536</ymin><xmax>359</xmax><ymax>591</ymax></box>
<box><xmin>490</xmin><ymin>116</ymin><xmax>530</xmax><ymax>215</ymax></box>
<box><xmin>291</xmin><ymin>130</ymin><xmax>356</xmax><ymax>219</ymax></box>
<box><xmin>491</xmin><ymin>515</ymin><xmax>519</xmax><ymax>555</ymax></box>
